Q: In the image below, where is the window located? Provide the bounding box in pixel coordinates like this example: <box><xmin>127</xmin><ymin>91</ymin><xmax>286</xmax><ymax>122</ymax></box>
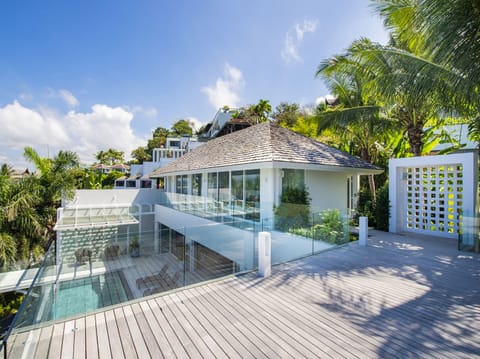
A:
<box><xmin>231</xmin><ymin>171</ymin><xmax>244</xmax><ymax>213</ymax></box>
<box><xmin>208</xmin><ymin>172</ymin><xmax>218</xmax><ymax>200</ymax></box>
<box><xmin>245</xmin><ymin>169</ymin><xmax>260</xmax><ymax>221</ymax></box>
<box><xmin>218</xmin><ymin>172</ymin><xmax>230</xmax><ymax>210</ymax></box>
<box><xmin>282</xmin><ymin>169</ymin><xmax>305</xmax><ymax>191</ymax></box>
<box><xmin>141</xmin><ymin>180</ymin><xmax>152</xmax><ymax>188</ymax></box>
<box><xmin>176</xmin><ymin>175</ymin><xmax>188</xmax><ymax>194</ymax></box>
<box><xmin>192</xmin><ymin>174</ymin><xmax>202</xmax><ymax>196</ymax></box>
<box><xmin>126</xmin><ymin>180</ymin><xmax>137</xmax><ymax>188</ymax></box>
<box><xmin>116</xmin><ymin>180</ymin><xmax>125</xmax><ymax>187</ymax></box>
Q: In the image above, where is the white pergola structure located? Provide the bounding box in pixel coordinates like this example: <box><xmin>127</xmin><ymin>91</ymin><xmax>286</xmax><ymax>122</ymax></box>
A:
<box><xmin>389</xmin><ymin>152</ymin><xmax>478</xmax><ymax>246</ymax></box>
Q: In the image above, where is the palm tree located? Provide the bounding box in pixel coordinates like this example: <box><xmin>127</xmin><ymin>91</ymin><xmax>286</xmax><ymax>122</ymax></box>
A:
<box><xmin>23</xmin><ymin>147</ymin><xmax>79</xmax><ymax>244</ymax></box>
<box><xmin>367</xmin><ymin>0</ymin><xmax>480</xmax><ymax>143</ymax></box>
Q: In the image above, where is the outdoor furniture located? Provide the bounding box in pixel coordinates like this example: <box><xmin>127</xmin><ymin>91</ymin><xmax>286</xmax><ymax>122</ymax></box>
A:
<box><xmin>136</xmin><ymin>264</ymin><xmax>169</xmax><ymax>290</ymax></box>
<box><xmin>74</xmin><ymin>248</ymin><xmax>92</xmax><ymax>265</ymax></box>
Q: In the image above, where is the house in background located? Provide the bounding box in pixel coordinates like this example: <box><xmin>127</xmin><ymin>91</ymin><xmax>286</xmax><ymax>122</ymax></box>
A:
<box><xmin>150</xmin><ymin>122</ymin><xmax>383</xmax><ymax>223</ymax></box>
<box><xmin>114</xmin><ymin>135</ymin><xmax>204</xmax><ymax>189</ymax></box>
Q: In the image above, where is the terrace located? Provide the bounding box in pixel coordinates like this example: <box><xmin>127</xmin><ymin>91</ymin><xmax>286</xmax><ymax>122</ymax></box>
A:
<box><xmin>3</xmin><ymin>230</ymin><xmax>479</xmax><ymax>358</ymax></box>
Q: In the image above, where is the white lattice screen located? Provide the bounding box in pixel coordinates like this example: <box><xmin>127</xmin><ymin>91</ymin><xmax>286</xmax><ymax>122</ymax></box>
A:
<box><xmin>405</xmin><ymin>164</ymin><xmax>463</xmax><ymax>235</ymax></box>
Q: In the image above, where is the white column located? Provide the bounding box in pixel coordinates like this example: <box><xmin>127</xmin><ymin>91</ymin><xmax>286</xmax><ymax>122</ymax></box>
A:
<box><xmin>258</xmin><ymin>232</ymin><xmax>271</xmax><ymax>277</ymax></box>
<box><xmin>359</xmin><ymin>216</ymin><xmax>368</xmax><ymax>246</ymax></box>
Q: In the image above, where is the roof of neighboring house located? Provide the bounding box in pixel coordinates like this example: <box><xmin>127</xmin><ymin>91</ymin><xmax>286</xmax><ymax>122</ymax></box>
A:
<box><xmin>111</xmin><ymin>163</ymin><xmax>130</xmax><ymax>170</ymax></box>
<box><xmin>150</xmin><ymin>122</ymin><xmax>381</xmax><ymax>177</ymax></box>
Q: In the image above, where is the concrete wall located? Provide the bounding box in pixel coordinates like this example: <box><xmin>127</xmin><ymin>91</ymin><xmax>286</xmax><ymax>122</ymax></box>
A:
<box><xmin>389</xmin><ymin>152</ymin><xmax>478</xmax><ymax>239</ymax></box>
<box><xmin>305</xmin><ymin>171</ymin><xmax>348</xmax><ymax>211</ymax></box>
<box><xmin>63</xmin><ymin>189</ymin><xmax>163</xmax><ymax>207</ymax></box>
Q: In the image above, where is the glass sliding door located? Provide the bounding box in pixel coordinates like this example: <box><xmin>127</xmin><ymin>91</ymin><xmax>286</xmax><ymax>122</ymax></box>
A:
<box><xmin>231</xmin><ymin>171</ymin><xmax>244</xmax><ymax>217</ymax></box>
<box><xmin>245</xmin><ymin>169</ymin><xmax>260</xmax><ymax>221</ymax></box>
<box><xmin>192</xmin><ymin>174</ymin><xmax>202</xmax><ymax>196</ymax></box>
<box><xmin>218</xmin><ymin>172</ymin><xmax>230</xmax><ymax>214</ymax></box>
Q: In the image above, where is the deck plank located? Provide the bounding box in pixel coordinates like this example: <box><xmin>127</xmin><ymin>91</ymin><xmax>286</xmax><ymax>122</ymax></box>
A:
<box><xmin>47</xmin><ymin>323</ymin><xmax>65</xmax><ymax>359</ymax></box>
<box><xmin>73</xmin><ymin>317</ymin><xmax>86</xmax><ymax>359</ymax></box>
<box><xmin>34</xmin><ymin>326</ymin><xmax>54</xmax><ymax>359</ymax></box>
<box><xmin>112</xmin><ymin>307</ymin><xmax>136</xmax><ymax>359</ymax></box>
<box><xmin>61</xmin><ymin>320</ymin><xmax>76</xmax><ymax>359</ymax></box>
<box><xmin>146</xmin><ymin>298</ymin><xmax>190</xmax><ymax>358</ymax></box>
<box><xmin>84</xmin><ymin>315</ymin><xmax>98</xmax><ymax>359</ymax></box>
<box><xmin>94</xmin><ymin>313</ymin><xmax>111</xmax><ymax>359</ymax></box>
<box><xmin>138</xmin><ymin>300</ymin><xmax>174</xmax><ymax>358</ymax></box>
<box><xmin>122</xmin><ymin>305</ymin><xmax>151</xmax><ymax>358</ymax></box>
<box><xmin>130</xmin><ymin>303</ymin><xmax>163</xmax><ymax>358</ymax></box>
<box><xmin>104</xmin><ymin>310</ymin><xmax>125</xmax><ymax>359</ymax></box>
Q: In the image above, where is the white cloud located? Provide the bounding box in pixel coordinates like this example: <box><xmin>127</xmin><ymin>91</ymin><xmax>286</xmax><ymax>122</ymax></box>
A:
<box><xmin>126</xmin><ymin>105</ymin><xmax>158</xmax><ymax>119</ymax></box>
<box><xmin>282</xmin><ymin>19</ymin><xmax>318</xmax><ymax>63</ymax></box>
<box><xmin>45</xmin><ymin>88</ymin><xmax>79</xmax><ymax>107</ymax></box>
<box><xmin>186</xmin><ymin>117</ymin><xmax>204</xmax><ymax>132</ymax></box>
<box><xmin>0</xmin><ymin>101</ymin><xmax>69</xmax><ymax>149</ymax></box>
<box><xmin>66</xmin><ymin>105</ymin><xmax>145</xmax><ymax>162</ymax></box>
<box><xmin>201</xmin><ymin>63</ymin><xmax>244</xmax><ymax>110</ymax></box>
<box><xmin>0</xmin><ymin>101</ymin><xmax>145</xmax><ymax>165</ymax></box>
<box><xmin>58</xmin><ymin>89</ymin><xmax>79</xmax><ymax>107</ymax></box>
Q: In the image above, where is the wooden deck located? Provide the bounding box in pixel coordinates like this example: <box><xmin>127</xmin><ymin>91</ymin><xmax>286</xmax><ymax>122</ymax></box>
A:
<box><xmin>5</xmin><ymin>230</ymin><xmax>480</xmax><ymax>358</ymax></box>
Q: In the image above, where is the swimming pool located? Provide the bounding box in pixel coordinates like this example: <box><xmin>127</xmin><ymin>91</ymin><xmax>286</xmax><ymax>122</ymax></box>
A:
<box><xmin>52</xmin><ymin>271</ymin><xmax>132</xmax><ymax>321</ymax></box>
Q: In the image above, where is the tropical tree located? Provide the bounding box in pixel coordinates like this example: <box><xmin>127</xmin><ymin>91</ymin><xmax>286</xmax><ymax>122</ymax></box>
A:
<box><xmin>231</xmin><ymin>99</ymin><xmax>272</xmax><ymax>125</ymax></box>
<box><xmin>171</xmin><ymin>119</ymin><xmax>193</xmax><ymax>137</ymax></box>
<box><xmin>364</xmin><ymin>0</ymin><xmax>480</xmax><ymax>146</ymax></box>
<box><xmin>130</xmin><ymin>146</ymin><xmax>151</xmax><ymax>163</ymax></box>
<box><xmin>272</xmin><ymin>102</ymin><xmax>301</xmax><ymax>128</ymax></box>
<box><xmin>24</xmin><ymin>147</ymin><xmax>79</xmax><ymax>244</ymax></box>
<box><xmin>95</xmin><ymin>148</ymin><xmax>124</xmax><ymax>165</ymax></box>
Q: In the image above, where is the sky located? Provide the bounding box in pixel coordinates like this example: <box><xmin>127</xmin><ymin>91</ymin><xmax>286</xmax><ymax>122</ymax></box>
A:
<box><xmin>0</xmin><ymin>0</ymin><xmax>389</xmax><ymax>168</ymax></box>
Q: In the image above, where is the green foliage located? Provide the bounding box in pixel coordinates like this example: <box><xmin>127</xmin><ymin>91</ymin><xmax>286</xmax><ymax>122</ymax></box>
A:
<box><xmin>0</xmin><ymin>292</ymin><xmax>24</xmax><ymax>319</ymax></box>
<box><xmin>101</xmin><ymin>171</ymin><xmax>124</xmax><ymax>189</ymax></box>
<box><xmin>313</xmin><ymin>209</ymin><xmax>347</xmax><ymax>244</ymax></box>
<box><xmin>95</xmin><ymin>148</ymin><xmax>124</xmax><ymax>165</ymax></box>
<box><xmin>272</xmin><ymin>102</ymin><xmax>300</xmax><ymax>127</ymax></box>
<box><xmin>356</xmin><ymin>189</ymin><xmax>376</xmax><ymax>226</ymax></box>
<box><xmin>171</xmin><ymin>119</ymin><xmax>193</xmax><ymax>137</ymax></box>
<box><xmin>130</xmin><ymin>146</ymin><xmax>151</xmax><ymax>164</ymax></box>
<box><xmin>275</xmin><ymin>187</ymin><xmax>310</xmax><ymax>231</ymax></box>
<box><xmin>374</xmin><ymin>182</ymin><xmax>390</xmax><ymax>231</ymax></box>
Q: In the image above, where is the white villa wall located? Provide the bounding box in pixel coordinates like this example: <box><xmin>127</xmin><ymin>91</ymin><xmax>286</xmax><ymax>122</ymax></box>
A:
<box><xmin>260</xmin><ymin>168</ymin><xmax>276</xmax><ymax>220</ymax></box>
<box><xmin>389</xmin><ymin>152</ymin><xmax>478</xmax><ymax>240</ymax></box>
<box><xmin>155</xmin><ymin>205</ymin><xmax>255</xmax><ymax>269</ymax></box>
<box><xmin>63</xmin><ymin>189</ymin><xmax>163</xmax><ymax>207</ymax></box>
<box><xmin>305</xmin><ymin>171</ymin><xmax>348</xmax><ymax>211</ymax></box>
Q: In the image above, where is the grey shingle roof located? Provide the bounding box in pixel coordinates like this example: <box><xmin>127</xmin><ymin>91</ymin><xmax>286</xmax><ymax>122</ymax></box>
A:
<box><xmin>150</xmin><ymin>122</ymin><xmax>381</xmax><ymax>177</ymax></box>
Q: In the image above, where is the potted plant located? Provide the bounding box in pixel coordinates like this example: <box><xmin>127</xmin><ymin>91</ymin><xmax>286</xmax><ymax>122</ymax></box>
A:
<box><xmin>130</xmin><ymin>236</ymin><xmax>140</xmax><ymax>257</ymax></box>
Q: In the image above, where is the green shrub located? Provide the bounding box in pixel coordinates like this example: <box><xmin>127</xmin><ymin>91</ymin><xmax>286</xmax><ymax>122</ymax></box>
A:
<box><xmin>275</xmin><ymin>187</ymin><xmax>310</xmax><ymax>231</ymax></box>
<box><xmin>374</xmin><ymin>182</ymin><xmax>390</xmax><ymax>231</ymax></box>
<box><xmin>313</xmin><ymin>209</ymin><xmax>347</xmax><ymax>244</ymax></box>
<box><xmin>355</xmin><ymin>189</ymin><xmax>376</xmax><ymax>226</ymax></box>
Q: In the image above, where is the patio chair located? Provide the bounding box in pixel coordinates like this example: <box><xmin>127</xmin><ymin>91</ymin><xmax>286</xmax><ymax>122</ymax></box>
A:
<box><xmin>136</xmin><ymin>263</ymin><xmax>169</xmax><ymax>290</ymax></box>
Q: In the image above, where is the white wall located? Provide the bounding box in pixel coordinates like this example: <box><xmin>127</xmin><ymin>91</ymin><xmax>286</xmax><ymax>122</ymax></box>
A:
<box><xmin>305</xmin><ymin>171</ymin><xmax>348</xmax><ymax>211</ymax></box>
<box><xmin>389</xmin><ymin>152</ymin><xmax>478</xmax><ymax>239</ymax></box>
<box><xmin>260</xmin><ymin>168</ymin><xmax>276</xmax><ymax>219</ymax></box>
<box><xmin>63</xmin><ymin>189</ymin><xmax>163</xmax><ymax>207</ymax></box>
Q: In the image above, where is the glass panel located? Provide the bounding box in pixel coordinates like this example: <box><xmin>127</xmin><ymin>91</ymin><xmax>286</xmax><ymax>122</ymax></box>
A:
<box><xmin>245</xmin><ymin>170</ymin><xmax>260</xmax><ymax>221</ymax></box>
<box><xmin>192</xmin><ymin>173</ymin><xmax>202</xmax><ymax>196</ymax></box>
<box><xmin>282</xmin><ymin>169</ymin><xmax>305</xmax><ymax>190</ymax></box>
<box><xmin>231</xmin><ymin>170</ymin><xmax>244</xmax><ymax>217</ymax></box>
<box><xmin>208</xmin><ymin>172</ymin><xmax>218</xmax><ymax>201</ymax></box>
<box><xmin>176</xmin><ymin>175</ymin><xmax>182</xmax><ymax>194</ymax></box>
<box><xmin>218</xmin><ymin>171</ymin><xmax>230</xmax><ymax>214</ymax></box>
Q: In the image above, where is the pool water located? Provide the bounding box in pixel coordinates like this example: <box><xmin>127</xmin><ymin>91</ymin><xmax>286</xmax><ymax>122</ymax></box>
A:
<box><xmin>52</xmin><ymin>271</ymin><xmax>132</xmax><ymax>320</ymax></box>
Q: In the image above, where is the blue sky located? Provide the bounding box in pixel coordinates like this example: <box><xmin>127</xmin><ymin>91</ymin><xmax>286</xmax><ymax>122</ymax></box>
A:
<box><xmin>0</xmin><ymin>0</ymin><xmax>388</xmax><ymax>167</ymax></box>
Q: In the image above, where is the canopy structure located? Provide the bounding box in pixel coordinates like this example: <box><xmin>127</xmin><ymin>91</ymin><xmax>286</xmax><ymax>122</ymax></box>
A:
<box><xmin>54</xmin><ymin>205</ymin><xmax>139</xmax><ymax>231</ymax></box>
